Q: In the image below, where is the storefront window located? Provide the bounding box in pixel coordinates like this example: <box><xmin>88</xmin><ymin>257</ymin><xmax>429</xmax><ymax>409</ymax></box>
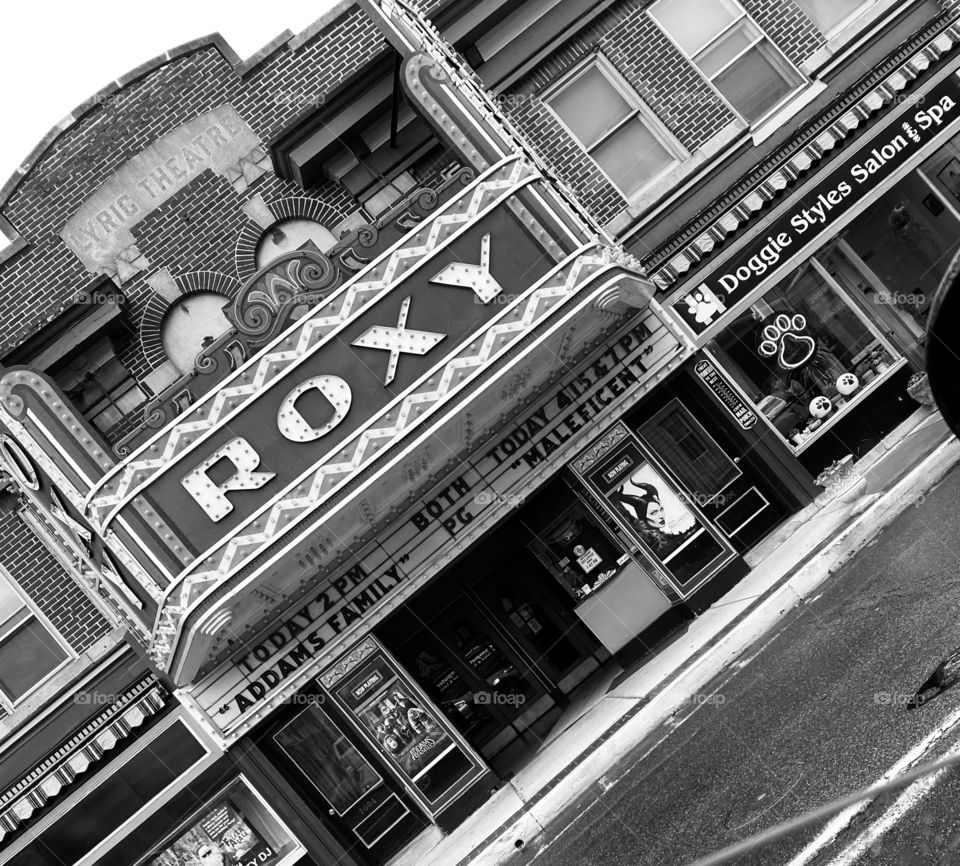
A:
<box><xmin>707</xmin><ymin>258</ymin><xmax>903</xmax><ymax>451</ymax></box>
<box><xmin>528</xmin><ymin>502</ymin><xmax>627</xmax><ymax>600</ymax></box>
<box><xmin>838</xmin><ymin>136</ymin><xmax>960</xmax><ymax>338</ymax></box>
<box><xmin>142</xmin><ymin>777</ymin><xmax>303</xmax><ymax>866</ymax></box>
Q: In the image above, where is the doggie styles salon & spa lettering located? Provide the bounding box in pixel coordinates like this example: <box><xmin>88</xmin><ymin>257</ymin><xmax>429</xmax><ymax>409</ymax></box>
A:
<box><xmin>672</xmin><ymin>69</ymin><xmax>960</xmax><ymax>475</ymax></box>
<box><xmin>675</xmin><ymin>75</ymin><xmax>960</xmax><ymax>334</ymax></box>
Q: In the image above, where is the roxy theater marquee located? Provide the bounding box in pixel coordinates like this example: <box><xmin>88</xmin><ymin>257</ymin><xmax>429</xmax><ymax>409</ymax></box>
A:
<box><xmin>0</xmin><ymin>150</ymin><xmax>674</xmax><ymax>687</ymax></box>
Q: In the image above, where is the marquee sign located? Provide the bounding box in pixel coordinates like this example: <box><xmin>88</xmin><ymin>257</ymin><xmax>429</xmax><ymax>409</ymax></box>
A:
<box><xmin>187</xmin><ymin>308</ymin><xmax>684</xmax><ymax>737</ymax></box>
<box><xmin>86</xmin><ymin>158</ymin><xmax>554</xmax><ymax>552</ymax></box>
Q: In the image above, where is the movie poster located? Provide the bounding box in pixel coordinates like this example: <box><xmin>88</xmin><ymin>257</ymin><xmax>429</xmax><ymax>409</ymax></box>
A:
<box><xmin>149</xmin><ymin>798</ymin><xmax>276</xmax><ymax>866</ymax></box>
<box><xmin>579</xmin><ymin>436</ymin><xmax>729</xmax><ymax>589</ymax></box>
<box><xmin>338</xmin><ymin>657</ymin><xmax>453</xmax><ymax>786</ymax></box>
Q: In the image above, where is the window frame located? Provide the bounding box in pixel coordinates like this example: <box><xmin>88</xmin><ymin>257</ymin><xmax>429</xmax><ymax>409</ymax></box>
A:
<box><xmin>0</xmin><ymin>565</ymin><xmax>73</xmax><ymax>711</ymax></box>
<box><xmin>542</xmin><ymin>54</ymin><xmax>688</xmax><ymax>202</ymax></box>
<box><xmin>648</xmin><ymin>0</ymin><xmax>807</xmax><ymax>127</ymax></box>
<box><xmin>794</xmin><ymin>0</ymin><xmax>876</xmax><ymax>38</ymax></box>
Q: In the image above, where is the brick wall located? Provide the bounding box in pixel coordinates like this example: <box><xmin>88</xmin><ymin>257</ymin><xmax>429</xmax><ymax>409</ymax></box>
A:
<box><xmin>507</xmin><ymin>95</ymin><xmax>628</xmax><ymax>225</ymax></box>
<box><xmin>0</xmin><ymin>4</ymin><xmax>389</xmax><ymax>393</ymax></box>
<box><xmin>0</xmin><ymin>512</ymin><xmax>111</xmax><ymax>653</ymax></box>
<box><xmin>497</xmin><ymin>0</ymin><xmax>830</xmax><ymax>229</ymax></box>
<box><xmin>742</xmin><ymin>0</ymin><xmax>826</xmax><ymax>66</ymax></box>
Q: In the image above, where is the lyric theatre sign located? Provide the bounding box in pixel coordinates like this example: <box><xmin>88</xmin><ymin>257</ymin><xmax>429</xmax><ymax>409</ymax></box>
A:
<box><xmin>60</xmin><ymin>105</ymin><xmax>261</xmax><ymax>272</ymax></box>
<box><xmin>673</xmin><ymin>74</ymin><xmax>960</xmax><ymax>335</ymax></box>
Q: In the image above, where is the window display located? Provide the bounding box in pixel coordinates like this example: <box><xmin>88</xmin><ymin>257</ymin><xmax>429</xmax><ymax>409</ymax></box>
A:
<box><xmin>528</xmin><ymin>502</ymin><xmax>628</xmax><ymax>601</ymax></box>
<box><xmin>707</xmin><ymin>258</ymin><xmax>903</xmax><ymax>451</ymax></box>
<box><xmin>571</xmin><ymin>424</ymin><xmax>733</xmax><ymax>593</ymax></box>
<box><xmin>324</xmin><ymin>641</ymin><xmax>484</xmax><ymax>814</ymax></box>
<box><xmin>142</xmin><ymin>778</ymin><xmax>303</xmax><ymax>866</ymax></box>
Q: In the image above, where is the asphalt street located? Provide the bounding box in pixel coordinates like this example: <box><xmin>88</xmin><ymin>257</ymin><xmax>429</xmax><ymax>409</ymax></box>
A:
<box><xmin>511</xmin><ymin>465</ymin><xmax>960</xmax><ymax>866</ymax></box>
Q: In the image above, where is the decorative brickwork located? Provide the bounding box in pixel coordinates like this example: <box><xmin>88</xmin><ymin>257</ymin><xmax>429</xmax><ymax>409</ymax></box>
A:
<box><xmin>598</xmin><ymin>8</ymin><xmax>738</xmax><ymax>151</ymax></box>
<box><xmin>0</xmin><ymin>512</ymin><xmax>111</xmax><ymax>652</ymax></box>
<box><xmin>0</xmin><ymin>5</ymin><xmax>388</xmax><ymax>389</ymax></box>
<box><xmin>497</xmin><ymin>0</ymin><xmax>739</xmax><ymax>225</ymax></box>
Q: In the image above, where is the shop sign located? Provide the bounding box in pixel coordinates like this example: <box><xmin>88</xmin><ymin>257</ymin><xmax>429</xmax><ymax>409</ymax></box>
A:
<box><xmin>320</xmin><ymin>638</ymin><xmax>485</xmax><ymax>816</ymax></box>
<box><xmin>571</xmin><ymin>423</ymin><xmax>734</xmax><ymax>596</ymax></box>
<box><xmin>694</xmin><ymin>360</ymin><xmax>757</xmax><ymax>429</ymax></box>
<box><xmin>87</xmin><ymin>160</ymin><xmax>552</xmax><ymax>563</ymax></box>
<box><xmin>674</xmin><ymin>74</ymin><xmax>960</xmax><ymax>334</ymax></box>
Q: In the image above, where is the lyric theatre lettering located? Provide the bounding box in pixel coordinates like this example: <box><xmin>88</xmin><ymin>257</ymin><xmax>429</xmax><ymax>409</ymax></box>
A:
<box><xmin>61</xmin><ymin>105</ymin><xmax>261</xmax><ymax>271</ymax></box>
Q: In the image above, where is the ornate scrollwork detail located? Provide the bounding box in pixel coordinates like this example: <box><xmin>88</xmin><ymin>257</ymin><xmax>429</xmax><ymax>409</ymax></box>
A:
<box><xmin>226</xmin><ymin>250</ymin><xmax>340</xmax><ymax>347</ymax></box>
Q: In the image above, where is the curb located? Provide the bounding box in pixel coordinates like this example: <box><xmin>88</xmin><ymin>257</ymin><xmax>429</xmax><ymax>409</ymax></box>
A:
<box><xmin>455</xmin><ymin>436</ymin><xmax>960</xmax><ymax>866</ymax></box>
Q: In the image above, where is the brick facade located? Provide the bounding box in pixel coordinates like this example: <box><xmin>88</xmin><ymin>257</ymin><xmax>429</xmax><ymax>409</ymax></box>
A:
<box><xmin>0</xmin><ymin>5</ymin><xmax>390</xmax><ymax>399</ymax></box>
<box><xmin>0</xmin><ymin>512</ymin><xmax>111</xmax><ymax>653</ymax></box>
<box><xmin>497</xmin><ymin>0</ymin><xmax>827</xmax><ymax>229</ymax></box>
<box><xmin>742</xmin><ymin>0</ymin><xmax>827</xmax><ymax>66</ymax></box>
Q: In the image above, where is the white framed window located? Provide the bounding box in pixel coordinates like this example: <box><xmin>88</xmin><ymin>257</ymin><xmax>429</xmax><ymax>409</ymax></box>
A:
<box><xmin>794</xmin><ymin>0</ymin><xmax>875</xmax><ymax>36</ymax></box>
<box><xmin>649</xmin><ymin>0</ymin><xmax>806</xmax><ymax>125</ymax></box>
<box><xmin>0</xmin><ymin>568</ymin><xmax>71</xmax><ymax>710</ymax></box>
<box><xmin>544</xmin><ymin>57</ymin><xmax>687</xmax><ymax>200</ymax></box>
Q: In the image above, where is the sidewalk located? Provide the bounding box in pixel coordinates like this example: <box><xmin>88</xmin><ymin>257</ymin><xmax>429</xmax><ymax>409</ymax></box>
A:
<box><xmin>390</xmin><ymin>408</ymin><xmax>959</xmax><ymax>866</ymax></box>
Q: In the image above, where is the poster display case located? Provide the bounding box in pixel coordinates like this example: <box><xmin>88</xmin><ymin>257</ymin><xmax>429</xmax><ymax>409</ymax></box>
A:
<box><xmin>318</xmin><ymin>637</ymin><xmax>487</xmax><ymax>819</ymax></box>
<box><xmin>140</xmin><ymin>777</ymin><xmax>305</xmax><ymax>866</ymax></box>
<box><xmin>571</xmin><ymin>423</ymin><xmax>735</xmax><ymax>599</ymax></box>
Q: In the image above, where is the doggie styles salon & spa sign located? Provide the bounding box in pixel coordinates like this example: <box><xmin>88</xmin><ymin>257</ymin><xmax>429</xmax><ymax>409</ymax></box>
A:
<box><xmin>673</xmin><ymin>74</ymin><xmax>960</xmax><ymax>335</ymax></box>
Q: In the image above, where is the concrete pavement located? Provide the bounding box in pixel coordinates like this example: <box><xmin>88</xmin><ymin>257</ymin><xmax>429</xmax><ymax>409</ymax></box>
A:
<box><xmin>509</xmin><ymin>439</ymin><xmax>960</xmax><ymax>865</ymax></box>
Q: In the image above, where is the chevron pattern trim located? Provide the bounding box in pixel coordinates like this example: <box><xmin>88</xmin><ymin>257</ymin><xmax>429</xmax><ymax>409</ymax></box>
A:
<box><xmin>86</xmin><ymin>157</ymin><xmax>536</xmax><ymax>530</ymax></box>
<box><xmin>149</xmin><ymin>246</ymin><xmax>644</xmax><ymax>666</ymax></box>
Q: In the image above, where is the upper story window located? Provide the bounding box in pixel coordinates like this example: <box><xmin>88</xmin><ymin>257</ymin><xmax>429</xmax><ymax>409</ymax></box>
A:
<box><xmin>545</xmin><ymin>59</ymin><xmax>685</xmax><ymax>200</ymax></box>
<box><xmin>794</xmin><ymin>0</ymin><xmax>875</xmax><ymax>36</ymax></box>
<box><xmin>51</xmin><ymin>336</ymin><xmax>148</xmax><ymax>439</ymax></box>
<box><xmin>0</xmin><ymin>569</ymin><xmax>69</xmax><ymax>709</ymax></box>
<box><xmin>649</xmin><ymin>0</ymin><xmax>805</xmax><ymax>124</ymax></box>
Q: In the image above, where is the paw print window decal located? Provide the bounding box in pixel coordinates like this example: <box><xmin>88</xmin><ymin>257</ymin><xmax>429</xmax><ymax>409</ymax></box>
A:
<box><xmin>757</xmin><ymin>313</ymin><xmax>819</xmax><ymax>370</ymax></box>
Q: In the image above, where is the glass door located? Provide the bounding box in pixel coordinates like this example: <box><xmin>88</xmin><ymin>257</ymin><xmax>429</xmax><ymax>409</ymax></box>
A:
<box><xmin>638</xmin><ymin>397</ymin><xmax>781</xmax><ymax>554</ymax></box>
<box><xmin>469</xmin><ymin>545</ymin><xmax>608</xmax><ymax>695</ymax></box>
<box><xmin>265</xmin><ymin>694</ymin><xmax>427</xmax><ymax>862</ymax></box>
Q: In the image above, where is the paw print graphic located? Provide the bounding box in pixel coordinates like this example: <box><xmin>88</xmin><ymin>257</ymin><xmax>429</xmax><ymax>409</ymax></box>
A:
<box><xmin>684</xmin><ymin>287</ymin><xmax>726</xmax><ymax>326</ymax></box>
<box><xmin>758</xmin><ymin>313</ymin><xmax>818</xmax><ymax>370</ymax></box>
